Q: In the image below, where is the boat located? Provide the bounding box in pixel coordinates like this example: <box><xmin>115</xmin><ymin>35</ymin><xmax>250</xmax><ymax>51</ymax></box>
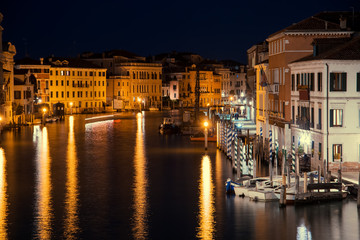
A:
<box><xmin>233</xmin><ymin>177</ymin><xmax>268</xmax><ymax>197</ymax></box>
<box><xmin>190</xmin><ymin>132</ymin><xmax>217</xmax><ymax>142</ymax></box>
<box><xmin>225</xmin><ymin>178</ymin><xmax>242</xmax><ymax>194</ymax></box>
<box><xmin>46</xmin><ymin>117</ymin><xmax>59</xmax><ymax>123</ymax></box>
<box><xmin>159</xmin><ymin>117</ymin><xmax>180</xmax><ymax>134</ymax></box>
<box><xmin>149</xmin><ymin>107</ymin><xmax>159</xmax><ymax>111</ymax></box>
<box><xmin>248</xmin><ymin>180</ymin><xmax>281</xmax><ymax>201</ymax></box>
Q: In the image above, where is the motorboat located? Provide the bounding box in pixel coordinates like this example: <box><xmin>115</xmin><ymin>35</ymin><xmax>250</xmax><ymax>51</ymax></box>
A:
<box><xmin>190</xmin><ymin>132</ymin><xmax>217</xmax><ymax>142</ymax></box>
<box><xmin>248</xmin><ymin>180</ymin><xmax>281</xmax><ymax>201</ymax></box>
<box><xmin>159</xmin><ymin>117</ymin><xmax>180</xmax><ymax>134</ymax></box>
<box><xmin>225</xmin><ymin>178</ymin><xmax>242</xmax><ymax>194</ymax></box>
<box><xmin>233</xmin><ymin>177</ymin><xmax>268</xmax><ymax>197</ymax></box>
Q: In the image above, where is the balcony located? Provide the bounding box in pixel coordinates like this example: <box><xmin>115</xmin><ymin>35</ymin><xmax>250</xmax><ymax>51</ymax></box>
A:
<box><xmin>296</xmin><ymin>117</ymin><xmax>310</xmax><ymax>130</ymax></box>
<box><xmin>317</xmin><ymin>123</ymin><xmax>322</xmax><ymax>130</ymax></box>
<box><xmin>268</xmin><ymin>83</ymin><xmax>279</xmax><ymax>94</ymax></box>
<box><xmin>298</xmin><ymin>85</ymin><xmax>309</xmax><ymax>101</ymax></box>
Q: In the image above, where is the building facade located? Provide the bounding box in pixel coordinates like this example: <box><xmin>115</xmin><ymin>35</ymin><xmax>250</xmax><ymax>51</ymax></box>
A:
<box><xmin>265</xmin><ymin>12</ymin><xmax>355</xmax><ymax>153</ymax></box>
<box><xmin>48</xmin><ymin>58</ymin><xmax>107</xmax><ymax>114</ymax></box>
<box><xmin>83</xmin><ymin>51</ymin><xmax>162</xmax><ymax>110</ymax></box>
<box><xmin>289</xmin><ymin>36</ymin><xmax>360</xmax><ymax>172</ymax></box>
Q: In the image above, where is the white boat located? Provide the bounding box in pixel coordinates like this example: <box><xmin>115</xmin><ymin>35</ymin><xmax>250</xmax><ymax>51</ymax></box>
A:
<box><xmin>248</xmin><ymin>180</ymin><xmax>281</xmax><ymax>201</ymax></box>
<box><xmin>233</xmin><ymin>178</ymin><xmax>268</xmax><ymax>197</ymax></box>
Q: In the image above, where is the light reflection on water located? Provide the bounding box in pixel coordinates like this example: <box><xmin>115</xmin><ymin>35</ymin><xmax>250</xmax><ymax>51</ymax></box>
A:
<box><xmin>64</xmin><ymin>116</ymin><xmax>79</xmax><ymax>238</ymax></box>
<box><xmin>33</xmin><ymin>126</ymin><xmax>53</xmax><ymax>239</ymax></box>
<box><xmin>0</xmin><ymin>113</ymin><xmax>359</xmax><ymax>239</ymax></box>
<box><xmin>197</xmin><ymin>155</ymin><xmax>215</xmax><ymax>239</ymax></box>
<box><xmin>0</xmin><ymin>148</ymin><xmax>8</xmax><ymax>239</ymax></box>
<box><xmin>132</xmin><ymin>113</ymin><xmax>148</xmax><ymax>239</ymax></box>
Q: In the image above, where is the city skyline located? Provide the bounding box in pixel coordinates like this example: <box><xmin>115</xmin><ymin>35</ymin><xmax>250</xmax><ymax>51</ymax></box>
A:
<box><xmin>2</xmin><ymin>0</ymin><xmax>358</xmax><ymax>62</ymax></box>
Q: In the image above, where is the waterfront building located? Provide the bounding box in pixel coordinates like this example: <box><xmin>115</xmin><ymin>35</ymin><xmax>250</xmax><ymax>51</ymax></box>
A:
<box><xmin>82</xmin><ymin>50</ymin><xmax>162</xmax><ymax>110</ymax></box>
<box><xmin>247</xmin><ymin>41</ymin><xmax>268</xmax><ymax>122</ymax></box>
<box><xmin>179</xmin><ymin>65</ymin><xmax>222</xmax><ymax>108</ymax></box>
<box><xmin>48</xmin><ymin>58</ymin><xmax>107</xmax><ymax>114</ymax></box>
<box><xmin>265</xmin><ymin>11</ymin><xmax>358</xmax><ymax>154</ymax></box>
<box><xmin>254</xmin><ymin>62</ymin><xmax>269</xmax><ymax>148</ymax></box>
<box><xmin>289</xmin><ymin>36</ymin><xmax>360</xmax><ymax>171</ymax></box>
<box><xmin>15</xmin><ymin>58</ymin><xmax>51</xmax><ymax>104</ymax></box>
<box><xmin>0</xmin><ymin>13</ymin><xmax>16</xmax><ymax>124</ymax></box>
<box><xmin>13</xmin><ymin>70</ymin><xmax>34</xmax><ymax>123</ymax></box>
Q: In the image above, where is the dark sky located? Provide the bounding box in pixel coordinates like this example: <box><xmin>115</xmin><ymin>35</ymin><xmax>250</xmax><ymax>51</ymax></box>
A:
<box><xmin>2</xmin><ymin>0</ymin><xmax>359</xmax><ymax>63</ymax></box>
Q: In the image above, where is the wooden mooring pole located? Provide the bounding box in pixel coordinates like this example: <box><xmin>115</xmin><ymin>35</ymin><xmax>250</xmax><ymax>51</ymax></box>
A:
<box><xmin>357</xmin><ymin>172</ymin><xmax>360</xmax><ymax>208</ymax></box>
<box><xmin>280</xmin><ymin>175</ymin><xmax>286</xmax><ymax>207</ymax></box>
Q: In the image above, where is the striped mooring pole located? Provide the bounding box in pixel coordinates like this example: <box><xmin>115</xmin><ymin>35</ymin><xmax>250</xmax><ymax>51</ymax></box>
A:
<box><xmin>226</xmin><ymin>126</ymin><xmax>232</xmax><ymax>158</ymax></box>
<box><xmin>248</xmin><ymin>143</ymin><xmax>253</xmax><ymax>176</ymax></box>
<box><xmin>269</xmin><ymin>130</ymin><xmax>272</xmax><ymax>162</ymax></box>
<box><xmin>292</xmin><ymin>142</ymin><xmax>296</xmax><ymax>173</ymax></box>
<box><xmin>240</xmin><ymin>140</ymin><xmax>243</xmax><ymax>175</ymax></box>
<box><xmin>234</xmin><ymin>135</ymin><xmax>238</xmax><ymax>170</ymax></box>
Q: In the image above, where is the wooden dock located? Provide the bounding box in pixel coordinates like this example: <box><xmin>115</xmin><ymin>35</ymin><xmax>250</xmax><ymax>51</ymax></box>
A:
<box><xmin>295</xmin><ymin>182</ymin><xmax>347</xmax><ymax>204</ymax></box>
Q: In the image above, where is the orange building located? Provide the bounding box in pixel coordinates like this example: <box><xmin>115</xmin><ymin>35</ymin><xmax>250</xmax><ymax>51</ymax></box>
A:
<box><xmin>179</xmin><ymin>65</ymin><xmax>221</xmax><ymax>108</ymax></box>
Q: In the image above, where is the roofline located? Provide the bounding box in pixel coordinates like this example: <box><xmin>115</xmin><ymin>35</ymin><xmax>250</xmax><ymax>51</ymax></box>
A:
<box><xmin>289</xmin><ymin>59</ymin><xmax>360</xmax><ymax>68</ymax></box>
<box><xmin>267</xmin><ymin>31</ymin><xmax>353</xmax><ymax>42</ymax></box>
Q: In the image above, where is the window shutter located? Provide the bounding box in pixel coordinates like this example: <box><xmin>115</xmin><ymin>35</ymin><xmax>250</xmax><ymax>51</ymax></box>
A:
<box><xmin>330</xmin><ymin>73</ymin><xmax>334</xmax><ymax>91</ymax></box>
<box><xmin>341</xmin><ymin>73</ymin><xmax>347</xmax><ymax>91</ymax></box>
<box><xmin>357</xmin><ymin>73</ymin><xmax>360</xmax><ymax>92</ymax></box>
<box><xmin>330</xmin><ymin>109</ymin><xmax>334</xmax><ymax>127</ymax></box>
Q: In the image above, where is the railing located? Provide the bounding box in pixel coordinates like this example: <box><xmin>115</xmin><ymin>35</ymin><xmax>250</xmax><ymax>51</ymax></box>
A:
<box><xmin>317</xmin><ymin>123</ymin><xmax>322</xmax><ymax>130</ymax></box>
<box><xmin>268</xmin><ymin>83</ymin><xmax>279</xmax><ymax>94</ymax></box>
<box><xmin>296</xmin><ymin>117</ymin><xmax>310</xmax><ymax>130</ymax></box>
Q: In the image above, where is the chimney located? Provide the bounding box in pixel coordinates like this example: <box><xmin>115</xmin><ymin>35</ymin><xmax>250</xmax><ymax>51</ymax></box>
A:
<box><xmin>40</xmin><ymin>57</ymin><xmax>44</xmax><ymax>65</ymax></box>
<box><xmin>340</xmin><ymin>16</ymin><xmax>347</xmax><ymax>29</ymax></box>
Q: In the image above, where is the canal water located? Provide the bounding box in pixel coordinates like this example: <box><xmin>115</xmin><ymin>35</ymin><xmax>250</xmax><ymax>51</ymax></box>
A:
<box><xmin>0</xmin><ymin>112</ymin><xmax>359</xmax><ymax>239</ymax></box>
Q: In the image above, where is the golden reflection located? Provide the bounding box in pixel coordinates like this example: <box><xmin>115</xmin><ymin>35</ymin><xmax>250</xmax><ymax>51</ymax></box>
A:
<box><xmin>197</xmin><ymin>155</ymin><xmax>215</xmax><ymax>239</ymax></box>
<box><xmin>132</xmin><ymin>113</ymin><xmax>148</xmax><ymax>239</ymax></box>
<box><xmin>34</xmin><ymin>126</ymin><xmax>53</xmax><ymax>239</ymax></box>
<box><xmin>64</xmin><ymin>116</ymin><xmax>79</xmax><ymax>238</ymax></box>
<box><xmin>0</xmin><ymin>148</ymin><xmax>8</xmax><ymax>239</ymax></box>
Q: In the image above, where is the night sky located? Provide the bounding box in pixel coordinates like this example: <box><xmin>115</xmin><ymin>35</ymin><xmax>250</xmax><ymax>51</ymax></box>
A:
<box><xmin>2</xmin><ymin>0</ymin><xmax>359</xmax><ymax>63</ymax></box>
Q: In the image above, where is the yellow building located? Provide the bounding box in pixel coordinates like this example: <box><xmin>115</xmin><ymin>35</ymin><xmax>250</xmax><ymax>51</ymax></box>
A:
<box><xmin>82</xmin><ymin>51</ymin><xmax>162</xmax><ymax>110</ymax></box>
<box><xmin>179</xmin><ymin>65</ymin><xmax>221</xmax><ymax>108</ymax></box>
<box><xmin>112</xmin><ymin>62</ymin><xmax>162</xmax><ymax>110</ymax></box>
<box><xmin>255</xmin><ymin>63</ymin><xmax>269</xmax><ymax>144</ymax></box>
<box><xmin>48</xmin><ymin>58</ymin><xmax>107</xmax><ymax>114</ymax></box>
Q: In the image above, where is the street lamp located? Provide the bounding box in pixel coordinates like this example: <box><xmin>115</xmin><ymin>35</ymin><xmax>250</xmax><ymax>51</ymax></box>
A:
<box><xmin>204</xmin><ymin>121</ymin><xmax>209</xmax><ymax>150</ymax></box>
<box><xmin>42</xmin><ymin>108</ymin><xmax>47</xmax><ymax>125</ymax></box>
<box><xmin>207</xmin><ymin>103</ymin><xmax>210</xmax><ymax>120</ymax></box>
<box><xmin>69</xmin><ymin>102</ymin><xmax>73</xmax><ymax>115</ymax></box>
<box><xmin>137</xmin><ymin>97</ymin><xmax>142</xmax><ymax>112</ymax></box>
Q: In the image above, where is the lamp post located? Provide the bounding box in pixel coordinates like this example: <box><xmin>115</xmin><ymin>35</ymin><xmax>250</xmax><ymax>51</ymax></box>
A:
<box><xmin>42</xmin><ymin>108</ymin><xmax>47</xmax><ymax>125</ymax></box>
<box><xmin>69</xmin><ymin>102</ymin><xmax>73</xmax><ymax>115</ymax></box>
<box><xmin>0</xmin><ymin>116</ymin><xmax>2</xmax><ymax>136</ymax></box>
<box><xmin>207</xmin><ymin>103</ymin><xmax>210</xmax><ymax>120</ymax></box>
<box><xmin>137</xmin><ymin>97</ymin><xmax>142</xmax><ymax>112</ymax></box>
<box><xmin>204</xmin><ymin>120</ymin><xmax>209</xmax><ymax>150</ymax></box>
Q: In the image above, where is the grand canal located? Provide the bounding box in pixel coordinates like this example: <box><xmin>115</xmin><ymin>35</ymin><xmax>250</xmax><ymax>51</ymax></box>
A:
<box><xmin>0</xmin><ymin>112</ymin><xmax>359</xmax><ymax>239</ymax></box>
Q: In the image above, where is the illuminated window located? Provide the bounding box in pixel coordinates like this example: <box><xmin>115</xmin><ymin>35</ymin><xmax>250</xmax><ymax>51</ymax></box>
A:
<box><xmin>333</xmin><ymin>144</ymin><xmax>342</xmax><ymax>161</ymax></box>
<box><xmin>330</xmin><ymin>109</ymin><xmax>343</xmax><ymax>127</ymax></box>
<box><xmin>330</xmin><ymin>72</ymin><xmax>346</xmax><ymax>91</ymax></box>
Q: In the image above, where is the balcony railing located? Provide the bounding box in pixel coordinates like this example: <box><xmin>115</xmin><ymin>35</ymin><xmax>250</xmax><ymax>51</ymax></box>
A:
<box><xmin>296</xmin><ymin>117</ymin><xmax>310</xmax><ymax>130</ymax></box>
<box><xmin>299</xmin><ymin>86</ymin><xmax>309</xmax><ymax>101</ymax></box>
<box><xmin>317</xmin><ymin>123</ymin><xmax>322</xmax><ymax>130</ymax></box>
